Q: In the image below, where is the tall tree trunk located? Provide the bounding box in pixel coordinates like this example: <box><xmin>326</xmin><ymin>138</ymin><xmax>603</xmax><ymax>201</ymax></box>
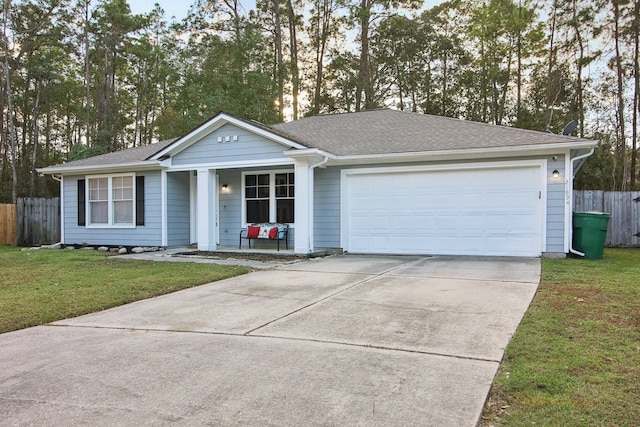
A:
<box><xmin>312</xmin><ymin>0</ymin><xmax>331</xmax><ymax>115</ymax></box>
<box><xmin>498</xmin><ymin>49</ymin><xmax>513</xmax><ymax>126</ymax></box>
<box><xmin>30</xmin><ymin>79</ymin><xmax>42</xmax><ymax>197</ymax></box>
<box><xmin>632</xmin><ymin>0</ymin><xmax>639</xmax><ymax>189</ymax></box>
<box><xmin>313</xmin><ymin>32</ymin><xmax>324</xmax><ymax>114</ymax></box>
<box><xmin>83</xmin><ymin>0</ymin><xmax>91</xmax><ymax>146</ymax></box>
<box><xmin>287</xmin><ymin>0</ymin><xmax>299</xmax><ymax>120</ymax></box>
<box><xmin>613</xmin><ymin>0</ymin><xmax>628</xmax><ymax>190</ymax></box>
<box><xmin>441</xmin><ymin>53</ymin><xmax>447</xmax><ymax>115</ymax></box>
<box><xmin>397</xmin><ymin>62</ymin><xmax>404</xmax><ymax>110</ymax></box>
<box><xmin>545</xmin><ymin>3</ymin><xmax>557</xmax><ymax>132</ymax></box>
<box><xmin>479</xmin><ymin>36</ymin><xmax>488</xmax><ymax>122</ymax></box>
<box><xmin>356</xmin><ymin>0</ymin><xmax>372</xmax><ymax>111</ymax></box>
<box><xmin>273</xmin><ymin>0</ymin><xmax>284</xmax><ymax>121</ymax></box>
<box><xmin>572</xmin><ymin>0</ymin><xmax>586</xmax><ymax>137</ymax></box>
<box><xmin>516</xmin><ymin>0</ymin><xmax>522</xmax><ymax>123</ymax></box>
<box><xmin>2</xmin><ymin>0</ymin><xmax>18</xmax><ymax>203</ymax></box>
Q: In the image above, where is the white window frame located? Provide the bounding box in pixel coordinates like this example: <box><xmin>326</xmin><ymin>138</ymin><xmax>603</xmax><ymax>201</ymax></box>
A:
<box><xmin>86</xmin><ymin>173</ymin><xmax>136</xmax><ymax>228</ymax></box>
<box><xmin>241</xmin><ymin>169</ymin><xmax>294</xmax><ymax>226</ymax></box>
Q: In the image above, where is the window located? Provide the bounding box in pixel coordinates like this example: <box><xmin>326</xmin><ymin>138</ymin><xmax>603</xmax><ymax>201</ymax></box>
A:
<box><xmin>275</xmin><ymin>172</ymin><xmax>294</xmax><ymax>223</ymax></box>
<box><xmin>112</xmin><ymin>176</ymin><xmax>134</xmax><ymax>224</ymax></box>
<box><xmin>244</xmin><ymin>171</ymin><xmax>294</xmax><ymax>224</ymax></box>
<box><xmin>87</xmin><ymin>174</ymin><xmax>136</xmax><ymax>227</ymax></box>
<box><xmin>245</xmin><ymin>174</ymin><xmax>270</xmax><ymax>223</ymax></box>
<box><xmin>88</xmin><ymin>177</ymin><xmax>108</xmax><ymax>224</ymax></box>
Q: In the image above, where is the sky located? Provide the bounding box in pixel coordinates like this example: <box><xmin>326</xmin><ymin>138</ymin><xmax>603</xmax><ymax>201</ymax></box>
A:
<box><xmin>127</xmin><ymin>0</ymin><xmax>445</xmax><ymax>22</ymax></box>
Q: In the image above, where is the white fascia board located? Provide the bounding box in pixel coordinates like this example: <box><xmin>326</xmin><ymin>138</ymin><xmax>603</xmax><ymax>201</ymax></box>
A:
<box><xmin>38</xmin><ymin>161</ymin><xmax>162</xmax><ymax>175</ymax></box>
<box><xmin>151</xmin><ymin>114</ymin><xmax>307</xmax><ymax>160</ymax></box>
<box><xmin>285</xmin><ymin>148</ymin><xmax>335</xmax><ymax>158</ymax></box>
<box><xmin>167</xmin><ymin>158</ymin><xmax>295</xmax><ymax>172</ymax></box>
<box><xmin>329</xmin><ymin>141</ymin><xmax>599</xmax><ymax>166</ymax></box>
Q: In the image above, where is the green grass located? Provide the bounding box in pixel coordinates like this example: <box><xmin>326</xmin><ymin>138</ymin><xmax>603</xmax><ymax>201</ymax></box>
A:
<box><xmin>482</xmin><ymin>248</ymin><xmax>640</xmax><ymax>426</ymax></box>
<box><xmin>0</xmin><ymin>245</ymin><xmax>250</xmax><ymax>334</ymax></box>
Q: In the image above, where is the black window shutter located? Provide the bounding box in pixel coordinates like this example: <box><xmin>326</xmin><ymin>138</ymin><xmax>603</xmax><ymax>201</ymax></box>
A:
<box><xmin>77</xmin><ymin>179</ymin><xmax>86</xmax><ymax>226</ymax></box>
<box><xmin>136</xmin><ymin>176</ymin><xmax>145</xmax><ymax>226</ymax></box>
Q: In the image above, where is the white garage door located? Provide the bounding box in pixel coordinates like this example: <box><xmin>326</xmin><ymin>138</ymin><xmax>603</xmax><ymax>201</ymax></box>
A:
<box><xmin>343</xmin><ymin>164</ymin><xmax>544</xmax><ymax>257</ymax></box>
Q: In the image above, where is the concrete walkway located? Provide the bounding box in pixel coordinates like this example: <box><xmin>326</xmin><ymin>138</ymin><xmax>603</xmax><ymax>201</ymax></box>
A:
<box><xmin>0</xmin><ymin>255</ymin><xmax>540</xmax><ymax>426</ymax></box>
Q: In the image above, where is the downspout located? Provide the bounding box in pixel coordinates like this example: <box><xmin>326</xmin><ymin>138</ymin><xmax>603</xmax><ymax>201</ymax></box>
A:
<box><xmin>51</xmin><ymin>174</ymin><xmax>64</xmax><ymax>246</ymax></box>
<box><xmin>568</xmin><ymin>147</ymin><xmax>595</xmax><ymax>257</ymax></box>
<box><xmin>308</xmin><ymin>156</ymin><xmax>329</xmax><ymax>252</ymax></box>
<box><xmin>310</xmin><ymin>156</ymin><xmax>329</xmax><ymax>170</ymax></box>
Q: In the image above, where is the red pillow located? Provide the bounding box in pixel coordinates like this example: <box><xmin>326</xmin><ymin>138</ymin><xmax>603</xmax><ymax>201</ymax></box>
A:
<box><xmin>268</xmin><ymin>226</ymin><xmax>278</xmax><ymax>239</ymax></box>
<box><xmin>247</xmin><ymin>225</ymin><xmax>260</xmax><ymax>238</ymax></box>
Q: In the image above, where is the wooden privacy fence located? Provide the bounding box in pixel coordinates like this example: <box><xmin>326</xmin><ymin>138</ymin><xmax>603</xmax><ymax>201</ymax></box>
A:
<box><xmin>0</xmin><ymin>204</ymin><xmax>16</xmax><ymax>244</ymax></box>
<box><xmin>574</xmin><ymin>190</ymin><xmax>640</xmax><ymax>247</ymax></box>
<box><xmin>16</xmin><ymin>198</ymin><xmax>60</xmax><ymax>246</ymax></box>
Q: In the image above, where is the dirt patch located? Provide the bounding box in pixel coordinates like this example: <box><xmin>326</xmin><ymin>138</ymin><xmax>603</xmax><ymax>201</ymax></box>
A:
<box><xmin>174</xmin><ymin>251</ymin><xmax>308</xmax><ymax>263</ymax></box>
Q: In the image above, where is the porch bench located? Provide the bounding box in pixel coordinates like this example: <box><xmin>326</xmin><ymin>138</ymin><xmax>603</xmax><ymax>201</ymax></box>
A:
<box><xmin>239</xmin><ymin>223</ymin><xmax>289</xmax><ymax>251</ymax></box>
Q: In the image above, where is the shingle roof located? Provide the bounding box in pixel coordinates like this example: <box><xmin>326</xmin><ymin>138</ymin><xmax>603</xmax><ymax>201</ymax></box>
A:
<box><xmin>271</xmin><ymin>109</ymin><xmax>592</xmax><ymax>156</ymax></box>
<box><xmin>40</xmin><ymin>139</ymin><xmax>176</xmax><ymax>171</ymax></box>
<box><xmin>40</xmin><ymin>110</ymin><xmax>595</xmax><ymax>174</ymax></box>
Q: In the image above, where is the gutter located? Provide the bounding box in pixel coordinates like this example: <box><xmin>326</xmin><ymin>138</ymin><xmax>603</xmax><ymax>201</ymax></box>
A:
<box><xmin>329</xmin><ymin>141</ymin><xmax>597</xmax><ymax>165</ymax></box>
<box><xmin>37</xmin><ymin>160</ymin><xmax>162</xmax><ymax>175</ymax></box>
<box><xmin>568</xmin><ymin>146</ymin><xmax>596</xmax><ymax>257</ymax></box>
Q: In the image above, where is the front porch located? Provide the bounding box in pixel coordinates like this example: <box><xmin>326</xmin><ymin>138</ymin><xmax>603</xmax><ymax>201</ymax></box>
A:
<box><xmin>166</xmin><ymin>154</ymin><xmax>327</xmax><ymax>255</ymax></box>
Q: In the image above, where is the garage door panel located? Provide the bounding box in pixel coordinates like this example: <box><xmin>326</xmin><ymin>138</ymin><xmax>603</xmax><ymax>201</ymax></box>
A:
<box><xmin>508</xmin><ymin>191</ymin><xmax>539</xmax><ymax>205</ymax></box>
<box><xmin>461</xmin><ymin>194</ymin><xmax>487</xmax><ymax>208</ymax></box>
<box><xmin>345</xmin><ymin>166</ymin><xmax>543</xmax><ymax>257</ymax></box>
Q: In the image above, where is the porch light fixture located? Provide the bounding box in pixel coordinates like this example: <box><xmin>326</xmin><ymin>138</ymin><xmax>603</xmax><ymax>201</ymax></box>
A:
<box><xmin>552</xmin><ymin>169</ymin><xmax>560</xmax><ymax>178</ymax></box>
<box><xmin>221</xmin><ymin>184</ymin><xmax>229</xmax><ymax>192</ymax></box>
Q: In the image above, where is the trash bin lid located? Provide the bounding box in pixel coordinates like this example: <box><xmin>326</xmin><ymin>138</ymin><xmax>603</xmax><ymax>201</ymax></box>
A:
<box><xmin>575</xmin><ymin>211</ymin><xmax>611</xmax><ymax>218</ymax></box>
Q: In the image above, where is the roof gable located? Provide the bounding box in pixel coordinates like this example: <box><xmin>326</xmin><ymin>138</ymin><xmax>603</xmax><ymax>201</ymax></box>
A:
<box><xmin>151</xmin><ymin>112</ymin><xmax>307</xmax><ymax>160</ymax></box>
<box><xmin>170</xmin><ymin>122</ymin><xmax>298</xmax><ymax>166</ymax></box>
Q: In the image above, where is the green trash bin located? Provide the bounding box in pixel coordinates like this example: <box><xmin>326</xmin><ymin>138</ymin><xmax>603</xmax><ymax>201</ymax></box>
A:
<box><xmin>572</xmin><ymin>211</ymin><xmax>611</xmax><ymax>259</ymax></box>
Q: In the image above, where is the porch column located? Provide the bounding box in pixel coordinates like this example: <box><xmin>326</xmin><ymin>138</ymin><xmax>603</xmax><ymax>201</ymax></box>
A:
<box><xmin>294</xmin><ymin>159</ymin><xmax>311</xmax><ymax>254</ymax></box>
<box><xmin>196</xmin><ymin>168</ymin><xmax>217</xmax><ymax>251</ymax></box>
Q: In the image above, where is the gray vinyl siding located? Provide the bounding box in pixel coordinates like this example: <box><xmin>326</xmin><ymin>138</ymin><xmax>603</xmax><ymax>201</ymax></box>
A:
<box><xmin>314</xmin><ymin>167</ymin><xmax>341</xmax><ymax>248</ymax></box>
<box><xmin>63</xmin><ymin>171</ymin><xmax>162</xmax><ymax>246</ymax></box>
<box><xmin>218</xmin><ymin>169</ymin><xmax>243</xmax><ymax>246</ymax></box>
<box><xmin>546</xmin><ymin>155</ymin><xmax>566</xmax><ymax>252</ymax></box>
<box><xmin>172</xmin><ymin>123</ymin><xmax>291</xmax><ymax>166</ymax></box>
<box><xmin>167</xmin><ymin>171</ymin><xmax>190</xmax><ymax>246</ymax></box>
<box><xmin>311</xmin><ymin>155</ymin><xmax>569</xmax><ymax>253</ymax></box>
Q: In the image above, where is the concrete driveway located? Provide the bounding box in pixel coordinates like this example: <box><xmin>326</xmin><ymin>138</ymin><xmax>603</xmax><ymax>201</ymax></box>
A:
<box><xmin>0</xmin><ymin>255</ymin><xmax>540</xmax><ymax>426</ymax></box>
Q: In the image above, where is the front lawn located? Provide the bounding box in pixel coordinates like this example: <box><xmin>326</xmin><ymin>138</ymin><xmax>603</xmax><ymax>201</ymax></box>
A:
<box><xmin>0</xmin><ymin>246</ymin><xmax>250</xmax><ymax>334</ymax></box>
<box><xmin>482</xmin><ymin>248</ymin><xmax>640</xmax><ymax>426</ymax></box>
